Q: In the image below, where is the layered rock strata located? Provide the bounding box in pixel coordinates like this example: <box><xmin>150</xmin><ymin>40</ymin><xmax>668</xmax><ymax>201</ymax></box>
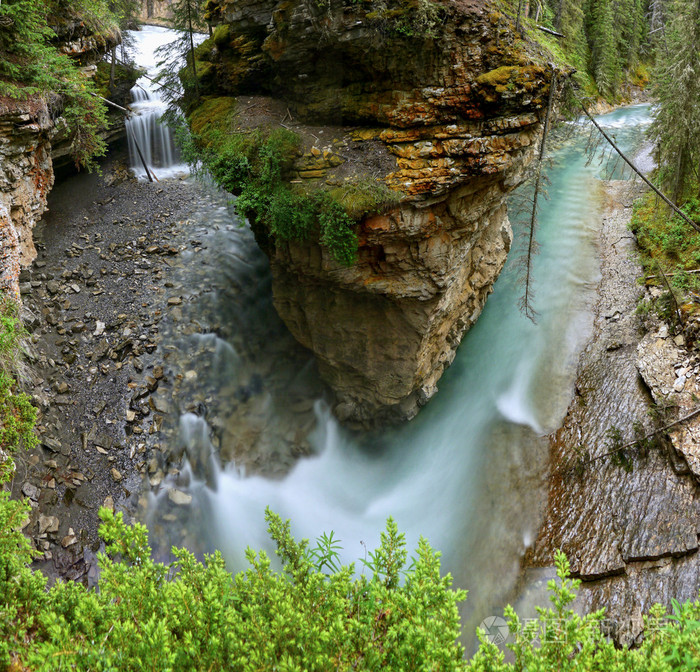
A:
<box><xmin>0</xmin><ymin>98</ymin><xmax>55</xmax><ymax>299</ymax></box>
<box><xmin>197</xmin><ymin>0</ymin><xmax>563</xmax><ymax>425</ymax></box>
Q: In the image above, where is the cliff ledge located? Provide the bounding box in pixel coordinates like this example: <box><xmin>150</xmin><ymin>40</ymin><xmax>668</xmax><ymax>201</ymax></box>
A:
<box><xmin>195</xmin><ymin>0</ymin><xmax>564</xmax><ymax>425</ymax></box>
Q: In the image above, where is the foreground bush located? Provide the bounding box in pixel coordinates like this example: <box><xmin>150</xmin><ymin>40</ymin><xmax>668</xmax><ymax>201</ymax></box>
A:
<box><xmin>1</xmin><ymin>506</ymin><xmax>466</xmax><ymax>670</ymax></box>
<box><xmin>3</xmin><ymin>496</ymin><xmax>700</xmax><ymax>671</ymax></box>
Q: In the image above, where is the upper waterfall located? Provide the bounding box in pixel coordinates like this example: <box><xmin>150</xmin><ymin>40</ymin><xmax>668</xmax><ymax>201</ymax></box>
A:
<box><xmin>124</xmin><ymin>26</ymin><xmax>193</xmax><ymax>180</ymax></box>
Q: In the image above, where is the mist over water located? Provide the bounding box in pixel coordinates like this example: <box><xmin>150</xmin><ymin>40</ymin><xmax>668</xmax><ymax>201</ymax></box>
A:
<box><xmin>129</xmin><ymin>25</ymin><xmax>652</xmax><ymax>646</ymax></box>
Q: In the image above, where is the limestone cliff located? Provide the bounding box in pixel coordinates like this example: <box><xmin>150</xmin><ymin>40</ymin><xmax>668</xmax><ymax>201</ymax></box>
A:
<box><xmin>195</xmin><ymin>0</ymin><xmax>564</xmax><ymax>425</ymax></box>
<box><xmin>139</xmin><ymin>0</ymin><xmax>175</xmax><ymax>25</ymax></box>
<box><xmin>0</xmin><ymin>97</ymin><xmax>54</xmax><ymax>299</ymax></box>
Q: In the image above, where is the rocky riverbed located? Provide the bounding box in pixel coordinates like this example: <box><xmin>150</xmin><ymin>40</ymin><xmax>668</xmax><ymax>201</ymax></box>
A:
<box><xmin>11</xmin><ymin>147</ymin><xmax>326</xmax><ymax>582</ymax></box>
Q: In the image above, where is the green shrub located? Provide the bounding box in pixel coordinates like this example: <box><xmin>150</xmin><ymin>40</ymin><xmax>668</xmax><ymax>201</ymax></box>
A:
<box><xmin>467</xmin><ymin>550</ymin><xmax>700</xmax><ymax>671</ymax></box>
<box><xmin>3</xmin><ymin>492</ymin><xmax>700</xmax><ymax>668</ymax></box>
<box><xmin>327</xmin><ymin>178</ymin><xmax>402</xmax><ymax>220</ymax></box>
<box><xmin>183</xmin><ymin>110</ymin><xmax>361</xmax><ymax>265</ymax></box>
<box><xmin>1</xmin><ymin>507</ymin><xmax>467</xmax><ymax>670</ymax></box>
<box><xmin>630</xmin><ymin>186</ymin><xmax>700</xmax><ymax>276</ymax></box>
<box><xmin>0</xmin><ymin>295</ymin><xmax>37</xmax><ymax>483</ymax></box>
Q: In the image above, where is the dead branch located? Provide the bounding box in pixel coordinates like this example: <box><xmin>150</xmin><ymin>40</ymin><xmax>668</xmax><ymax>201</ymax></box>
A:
<box><xmin>560</xmin><ymin>406</ymin><xmax>700</xmax><ymax>477</ymax></box>
<box><xmin>88</xmin><ymin>92</ymin><xmax>157</xmax><ymax>183</ymax></box>
<box><xmin>520</xmin><ymin>64</ymin><xmax>557</xmax><ymax>322</ymax></box>
<box><xmin>656</xmin><ymin>260</ymin><xmax>683</xmax><ymax>328</ymax></box>
<box><xmin>536</xmin><ymin>24</ymin><xmax>564</xmax><ymax>37</ymax></box>
<box><xmin>645</xmin><ymin>268</ymin><xmax>700</xmax><ymax>280</ymax></box>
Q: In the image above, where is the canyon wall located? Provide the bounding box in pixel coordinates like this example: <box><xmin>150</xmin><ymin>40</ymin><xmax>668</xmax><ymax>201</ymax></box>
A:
<box><xmin>194</xmin><ymin>0</ymin><xmax>565</xmax><ymax>425</ymax></box>
<box><xmin>0</xmin><ymin>98</ymin><xmax>55</xmax><ymax>300</ymax></box>
<box><xmin>0</xmin><ymin>18</ymin><xmax>120</xmax><ymax>298</ymax></box>
<box><xmin>139</xmin><ymin>0</ymin><xmax>175</xmax><ymax>25</ymax></box>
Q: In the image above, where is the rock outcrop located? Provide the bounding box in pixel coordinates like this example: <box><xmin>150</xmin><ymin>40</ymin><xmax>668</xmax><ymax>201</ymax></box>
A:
<box><xmin>0</xmin><ymin>97</ymin><xmax>55</xmax><ymax>299</ymax></box>
<box><xmin>196</xmin><ymin>0</ymin><xmax>564</xmax><ymax>425</ymax></box>
<box><xmin>636</xmin><ymin>311</ymin><xmax>700</xmax><ymax>481</ymax></box>
<box><xmin>530</xmin><ymin>181</ymin><xmax>700</xmax><ymax>646</ymax></box>
<box><xmin>139</xmin><ymin>0</ymin><xmax>175</xmax><ymax>25</ymax></box>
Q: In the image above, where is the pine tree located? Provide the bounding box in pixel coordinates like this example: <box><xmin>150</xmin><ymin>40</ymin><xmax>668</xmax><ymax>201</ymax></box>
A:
<box><xmin>106</xmin><ymin>0</ymin><xmax>140</xmax><ymax>90</ymax></box>
<box><xmin>0</xmin><ymin>0</ymin><xmax>116</xmax><ymax>170</ymax></box>
<box><xmin>648</xmin><ymin>0</ymin><xmax>700</xmax><ymax>202</ymax></box>
<box><xmin>614</xmin><ymin>0</ymin><xmax>645</xmax><ymax>71</ymax></box>
<box><xmin>586</xmin><ymin>0</ymin><xmax>619</xmax><ymax>96</ymax></box>
<box><xmin>557</xmin><ymin>0</ymin><xmax>587</xmax><ymax>70</ymax></box>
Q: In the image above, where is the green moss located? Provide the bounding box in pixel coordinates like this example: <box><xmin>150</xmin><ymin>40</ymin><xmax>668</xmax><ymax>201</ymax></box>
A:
<box><xmin>188</xmin><ymin>96</ymin><xmax>237</xmax><ymax>137</ymax></box>
<box><xmin>92</xmin><ymin>60</ymin><xmax>140</xmax><ymax>101</ymax></box>
<box><xmin>476</xmin><ymin>64</ymin><xmax>545</xmax><ymax>89</ymax></box>
<box><xmin>0</xmin><ymin>294</ymin><xmax>38</xmax><ymax>483</ymax></box>
<box><xmin>630</xmin><ymin>63</ymin><xmax>650</xmax><ymax>88</ymax></box>
<box><xmin>212</xmin><ymin>22</ymin><xmax>231</xmax><ymax>48</ymax></box>
<box><xmin>477</xmin><ymin>65</ymin><xmax>518</xmax><ymax>87</ymax></box>
<box><xmin>193</xmin><ymin>36</ymin><xmax>215</xmax><ymax>61</ymax></box>
<box><xmin>327</xmin><ymin>179</ymin><xmax>402</xmax><ymax>220</ymax></box>
<box><xmin>183</xmin><ymin>108</ymin><xmax>358</xmax><ymax>264</ymax></box>
<box><xmin>195</xmin><ymin>60</ymin><xmax>216</xmax><ymax>88</ymax></box>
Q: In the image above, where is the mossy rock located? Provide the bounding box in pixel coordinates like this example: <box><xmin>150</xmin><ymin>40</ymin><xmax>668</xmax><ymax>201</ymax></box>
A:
<box><xmin>194</xmin><ymin>37</ymin><xmax>215</xmax><ymax>62</ymax></box>
<box><xmin>195</xmin><ymin>60</ymin><xmax>216</xmax><ymax>87</ymax></box>
<box><xmin>93</xmin><ymin>60</ymin><xmax>141</xmax><ymax>104</ymax></box>
<box><xmin>475</xmin><ymin>64</ymin><xmax>547</xmax><ymax>99</ymax></box>
<box><xmin>476</xmin><ymin>65</ymin><xmax>520</xmax><ymax>87</ymax></box>
<box><xmin>188</xmin><ymin>96</ymin><xmax>237</xmax><ymax>138</ymax></box>
<box><xmin>213</xmin><ymin>23</ymin><xmax>231</xmax><ymax>48</ymax></box>
<box><xmin>326</xmin><ymin>180</ymin><xmax>402</xmax><ymax>220</ymax></box>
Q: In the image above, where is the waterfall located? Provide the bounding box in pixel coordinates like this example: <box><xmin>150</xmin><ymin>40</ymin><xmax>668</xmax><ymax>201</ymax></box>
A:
<box><xmin>124</xmin><ymin>26</ymin><xmax>190</xmax><ymax>180</ymax></box>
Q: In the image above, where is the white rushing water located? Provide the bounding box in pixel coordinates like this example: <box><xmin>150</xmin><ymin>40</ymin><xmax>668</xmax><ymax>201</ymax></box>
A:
<box><xmin>127</xmin><ymin>28</ymin><xmax>653</xmax><ymax>647</ymax></box>
<box><xmin>125</xmin><ymin>26</ymin><xmax>195</xmax><ymax>180</ymax></box>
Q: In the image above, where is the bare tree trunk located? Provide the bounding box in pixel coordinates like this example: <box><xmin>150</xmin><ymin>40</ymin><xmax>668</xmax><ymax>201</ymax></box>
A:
<box><xmin>521</xmin><ymin>65</ymin><xmax>557</xmax><ymax>322</ymax></box>
<box><xmin>657</xmin><ymin>261</ymin><xmax>683</xmax><ymax>328</ymax></box>
<box><xmin>673</xmin><ymin>146</ymin><xmax>688</xmax><ymax>205</ymax></box>
<box><xmin>109</xmin><ymin>47</ymin><xmax>116</xmax><ymax>93</ymax></box>
<box><xmin>650</xmin><ymin>0</ymin><xmax>666</xmax><ymax>33</ymax></box>
<box><xmin>186</xmin><ymin>1</ymin><xmax>200</xmax><ymax>98</ymax></box>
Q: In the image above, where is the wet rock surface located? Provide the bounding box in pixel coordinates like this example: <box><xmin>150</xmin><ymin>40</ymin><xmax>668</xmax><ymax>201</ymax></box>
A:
<box><xmin>530</xmin><ymin>181</ymin><xmax>700</xmax><ymax>646</ymax></box>
<box><xmin>13</xmin><ymin>154</ymin><xmax>194</xmax><ymax>583</ymax></box>
<box><xmin>637</xmin><ymin>316</ymin><xmax>700</xmax><ymax>480</ymax></box>
<box><xmin>12</xmin><ymin>148</ymin><xmax>326</xmax><ymax>581</ymax></box>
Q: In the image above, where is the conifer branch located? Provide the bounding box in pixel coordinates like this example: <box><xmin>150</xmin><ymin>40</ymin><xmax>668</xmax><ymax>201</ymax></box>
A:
<box><xmin>560</xmin><ymin>406</ymin><xmax>700</xmax><ymax>477</ymax></box>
